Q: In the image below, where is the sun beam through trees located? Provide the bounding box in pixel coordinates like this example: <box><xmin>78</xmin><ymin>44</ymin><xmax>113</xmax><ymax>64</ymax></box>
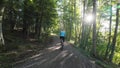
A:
<box><xmin>0</xmin><ymin>0</ymin><xmax>120</xmax><ymax>68</ymax></box>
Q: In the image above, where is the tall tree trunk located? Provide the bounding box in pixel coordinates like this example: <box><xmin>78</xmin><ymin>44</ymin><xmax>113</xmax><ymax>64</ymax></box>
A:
<box><xmin>22</xmin><ymin>1</ymin><xmax>28</xmax><ymax>38</ymax></box>
<box><xmin>91</xmin><ymin>0</ymin><xmax>97</xmax><ymax>56</ymax></box>
<box><xmin>105</xmin><ymin>5</ymin><xmax>112</xmax><ymax>59</ymax></box>
<box><xmin>74</xmin><ymin>0</ymin><xmax>77</xmax><ymax>44</ymax></box>
<box><xmin>109</xmin><ymin>3</ymin><xmax>120</xmax><ymax>62</ymax></box>
<box><xmin>68</xmin><ymin>0</ymin><xmax>72</xmax><ymax>41</ymax></box>
<box><xmin>0</xmin><ymin>7</ymin><xmax>5</xmax><ymax>45</ymax></box>
<box><xmin>36</xmin><ymin>0</ymin><xmax>44</xmax><ymax>40</ymax></box>
<box><xmin>23</xmin><ymin>19</ymin><xmax>28</xmax><ymax>38</ymax></box>
<box><xmin>37</xmin><ymin>15</ymin><xmax>43</xmax><ymax>40</ymax></box>
<box><xmin>80</xmin><ymin>0</ymin><xmax>85</xmax><ymax>48</ymax></box>
<box><xmin>35</xmin><ymin>13</ymin><xmax>39</xmax><ymax>37</ymax></box>
<box><xmin>8</xmin><ymin>0</ymin><xmax>15</xmax><ymax>32</ymax></box>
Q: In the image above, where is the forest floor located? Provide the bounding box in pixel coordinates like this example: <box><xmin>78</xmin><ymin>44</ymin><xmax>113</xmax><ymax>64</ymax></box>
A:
<box><xmin>12</xmin><ymin>35</ymin><xmax>103</xmax><ymax>68</ymax></box>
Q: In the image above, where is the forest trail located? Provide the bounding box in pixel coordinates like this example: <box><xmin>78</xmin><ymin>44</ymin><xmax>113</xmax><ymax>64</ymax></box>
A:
<box><xmin>13</xmin><ymin>36</ymin><xmax>101</xmax><ymax>68</ymax></box>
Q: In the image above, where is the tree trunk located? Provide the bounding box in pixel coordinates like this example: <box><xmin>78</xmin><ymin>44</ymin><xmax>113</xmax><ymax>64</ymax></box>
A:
<box><xmin>91</xmin><ymin>0</ymin><xmax>97</xmax><ymax>56</ymax></box>
<box><xmin>109</xmin><ymin>3</ymin><xmax>120</xmax><ymax>62</ymax></box>
<box><xmin>0</xmin><ymin>8</ymin><xmax>5</xmax><ymax>45</ymax></box>
<box><xmin>36</xmin><ymin>0</ymin><xmax>44</xmax><ymax>40</ymax></box>
<box><xmin>22</xmin><ymin>1</ymin><xmax>27</xmax><ymax>38</ymax></box>
<box><xmin>37</xmin><ymin>15</ymin><xmax>43</xmax><ymax>40</ymax></box>
<box><xmin>105</xmin><ymin>5</ymin><xmax>112</xmax><ymax>59</ymax></box>
<box><xmin>80</xmin><ymin>0</ymin><xmax>85</xmax><ymax>48</ymax></box>
<box><xmin>74</xmin><ymin>0</ymin><xmax>77</xmax><ymax>44</ymax></box>
<box><xmin>8</xmin><ymin>0</ymin><xmax>15</xmax><ymax>32</ymax></box>
<box><xmin>35</xmin><ymin>13</ymin><xmax>39</xmax><ymax>37</ymax></box>
<box><xmin>23</xmin><ymin>19</ymin><xmax>28</xmax><ymax>38</ymax></box>
<box><xmin>22</xmin><ymin>1</ymin><xmax>29</xmax><ymax>39</ymax></box>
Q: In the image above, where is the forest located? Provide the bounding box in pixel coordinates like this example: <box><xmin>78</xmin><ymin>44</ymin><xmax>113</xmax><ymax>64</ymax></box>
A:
<box><xmin>0</xmin><ymin>0</ymin><xmax>120</xmax><ymax>68</ymax></box>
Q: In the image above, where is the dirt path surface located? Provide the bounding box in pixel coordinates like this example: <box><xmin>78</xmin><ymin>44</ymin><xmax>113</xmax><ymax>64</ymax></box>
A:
<box><xmin>13</xmin><ymin>36</ymin><xmax>101</xmax><ymax>68</ymax></box>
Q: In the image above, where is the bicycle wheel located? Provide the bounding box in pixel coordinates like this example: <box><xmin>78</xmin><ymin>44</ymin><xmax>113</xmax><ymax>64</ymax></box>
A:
<box><xmin>60</xmin><ymin>39</ymin><xmax>64</xmax><ymax>50</ymax></box>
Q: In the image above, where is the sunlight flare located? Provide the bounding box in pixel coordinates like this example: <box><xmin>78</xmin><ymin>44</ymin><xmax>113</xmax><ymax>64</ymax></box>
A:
<box><xmin>85</xmin><ymin>14</ymin><xmax>94</xmax><ymax>23</ymax></box>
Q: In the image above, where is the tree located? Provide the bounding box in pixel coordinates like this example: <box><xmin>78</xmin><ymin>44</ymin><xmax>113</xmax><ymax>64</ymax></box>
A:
<box><xmin>109</xmin><ymin>3</ymin><xmax>120</xmax><ymax>62</ymax></box>
<box><xmin>80</xmin><ymin>0</ymin><xmax>86</xmax><ymax>49</ymax></box>
<box><xmin>0</xmin><ymin>0</ymin><xmax>5</xmax><ymax>46</ymax></box>
<box><xmin>91</xmin><ymin>0</ymin><xmax>97</xmax><ymax>56</ymax></box>
<box><xmin>105</xmin><ymin>1</ymin><xmax>112</xmax><ymax>59</ymax></box>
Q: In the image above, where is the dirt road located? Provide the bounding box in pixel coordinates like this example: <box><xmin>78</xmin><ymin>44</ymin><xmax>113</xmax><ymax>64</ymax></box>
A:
<box><xmin>13</xmin><ymin>36</ymin><xmax>101</xmax><ymax>68</ymax></box>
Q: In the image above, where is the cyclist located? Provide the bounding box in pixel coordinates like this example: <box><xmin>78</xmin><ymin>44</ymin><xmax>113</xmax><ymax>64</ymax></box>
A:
<box><xmin>60</xmin><ymin>30</ymin><xmax>66</xmax><ymax>50</ymax></box>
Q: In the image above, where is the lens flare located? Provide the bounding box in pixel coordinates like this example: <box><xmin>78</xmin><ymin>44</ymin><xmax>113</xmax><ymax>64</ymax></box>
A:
<box><xmin>86</xmin><ymin>14</ymin><xmax>93</xmax><ymax>23</ymax></box>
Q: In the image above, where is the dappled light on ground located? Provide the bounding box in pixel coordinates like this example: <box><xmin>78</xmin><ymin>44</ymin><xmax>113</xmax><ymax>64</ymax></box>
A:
<box><xmin>30</xmin><ymin>53</ymin><xmax>43</xmax><ymax>59</ymax></box>
<box><xmin>50</xmin><ymin>33</ymin><xmax>57</xmax><ymax>36</ymax></box>
<box><xmin>47</xmin><ymin>45</ymin><xmax>60</xmax><ymax>50</ymax></box>
<box><xmin>13</xmin><ymin>36</ymin><xmax>100</xmax><ymax>68</ymax></box>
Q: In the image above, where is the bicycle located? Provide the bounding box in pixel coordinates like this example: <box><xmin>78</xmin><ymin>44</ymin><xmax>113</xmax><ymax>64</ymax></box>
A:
<box><xmin>60</xmin><ymin>38</ymin><xmax>64</xmax><ymax>50</ymax></box>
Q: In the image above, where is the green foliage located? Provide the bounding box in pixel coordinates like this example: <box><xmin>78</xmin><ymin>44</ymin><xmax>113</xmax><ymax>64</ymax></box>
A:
<box><xmin>0</xmin><ymin>0</ymin><xmax>120</xmax><ymax>67</ymax></box>
<box><xmin>58</xmin><ymin>0</ymin><xmax>120</xmax><ymax>67</ymax></box>
<box><xmin>2</xmin><ymin>0</ymin><xmax>58</xmax><ymax>37</ymax></box>
<box><xmin>96</xmin><ymin>42</ymin><xmax>107</xmax><ymax>56</ymax></box>
<box><xmin>113</xmin><ymin>52</ymin><xmax>120</xmax><ymax>64</ymax></box>
<box><xmin>112</xmin><ymin>33</ymin><xmax>120</xmax><ymax>64</ymax></box>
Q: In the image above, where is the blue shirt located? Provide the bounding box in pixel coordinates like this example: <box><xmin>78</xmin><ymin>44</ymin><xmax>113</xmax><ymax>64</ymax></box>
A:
<box><xmin>60</xmin><ymin>31</ymin><xmax>65</xmax><ymax>37</ymax></box>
